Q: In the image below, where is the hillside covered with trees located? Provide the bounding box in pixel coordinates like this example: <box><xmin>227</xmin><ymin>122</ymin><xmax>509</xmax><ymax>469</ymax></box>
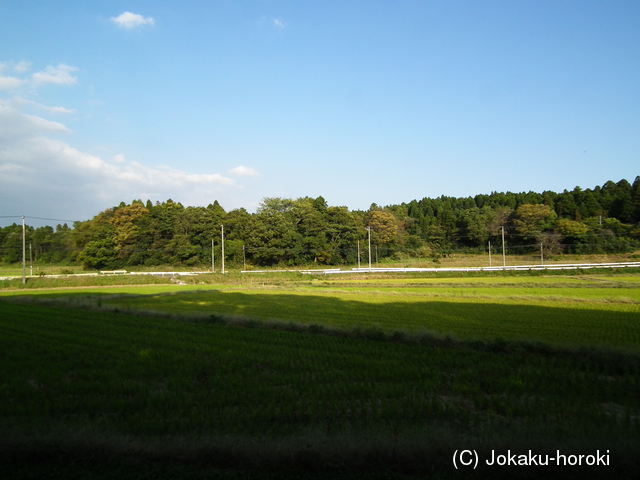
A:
<box><xmin>2</xmin><ymin>177</ymin><xmax>640</xmax><ymax>269</ymax></box>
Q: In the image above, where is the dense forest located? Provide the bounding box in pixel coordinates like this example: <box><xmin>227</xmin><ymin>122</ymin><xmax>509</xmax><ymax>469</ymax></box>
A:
<box><xmin>2</xmin><ymin>177</ymin><xmax>640</xmax><ymax>269</ymax></box>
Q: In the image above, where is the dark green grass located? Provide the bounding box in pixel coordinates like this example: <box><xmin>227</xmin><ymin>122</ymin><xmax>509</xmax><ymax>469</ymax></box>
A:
<box><xmin>1</xmin><ymin>302</ymin><xmax>639</xmax><ymax>478</ymax></box>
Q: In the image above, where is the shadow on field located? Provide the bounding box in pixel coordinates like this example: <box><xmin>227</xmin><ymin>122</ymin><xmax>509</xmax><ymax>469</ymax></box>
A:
<box><xmin>15</xmin><ymin>288</ymin><xmax>640</xmax><ymax>352</ymax></box>
<box><xmin>134</xmin><ymin>290</ymin><xmax>640</xmax><ymax>352</ymax></box>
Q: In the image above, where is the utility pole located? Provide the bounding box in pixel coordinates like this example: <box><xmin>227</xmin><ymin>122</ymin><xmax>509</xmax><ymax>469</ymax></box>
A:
<box><xmin>22</xmin><ymin>216</ymin><xmax>26</xmax><ymax>284</ymax></box>
<box><xmin>220</xmin><ymin>225</ymin><xmax>225</xmax><ymax>274</ymax></box>
<box><xmin>211</xmin><ymin>239</ymin><xmax>215</xmax><ymax>273</ymax></box>
<box><xmin>488</xmin><ymin>241</ymin><xmax>492</xmax><ymax>267</ymax></box>
<box><xmin>501</xmin><ymin>226</ymin><xmax>506</xmax><ymax>268</ymax></box>
<box><xmin>366</xmin><ymin>227</ymin><xmax>372</xmax><ymax>271</ymax></box>
<box><xmin>243</xmin><ymin>245</ymin><xmax>246</xmax><ymax>271</ymax></box>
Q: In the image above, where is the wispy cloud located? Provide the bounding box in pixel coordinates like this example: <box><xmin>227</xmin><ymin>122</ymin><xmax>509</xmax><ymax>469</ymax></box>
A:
<box><xmin>273</xmin><ymin>18</ymin><xmax>285</xmax><ymax>28</ymax></box>
<box><xmin>0</xmin><ymin>75</ymin><xmax>23</xmax><ymax>90</ymax></box>
<box><xmin>46</xmin><ymin>105</ymin><xmax>76</xmax><ymax>114</ymax></box>
<box><xmin>229</xmin><ymin>165</ymin><xmax>259</xmax><ymax>177</ymax></box>
<box><xmin>0</xmin><ymin>62</ymin><xmax>79</xmax><ymax>90</ymax></box>
<box><xmin>0</xmin><ymin>105</ymin><xmax>70</xmax><ymax>138</ymax></box>
<box><xmin>8</xmin><ymin>97</ymin><xmax>75</xmax><ymax>114</ymax></box>
<box><xmin>14</xmin><ymin>61</ymin><xmax>31</xmax><ymax>73</ymax></box>
<box><xmin>0</xmin><ymin>109</ymin><xmax>235</xmax><ymax>189</ymax></box>
<box><xmin>111</xmin><ymin>12</ymin><xmax>155</xmax><ymax>29</ymax></box>
<box><xmin>32</xmin><ymin>64</ymin><xmax>78</xmax><ymax>86</ymax></box>
<box><xmin>0</xmin><ymin>105</ymin><xmax>240</xmax><ymax>219</ymax></box>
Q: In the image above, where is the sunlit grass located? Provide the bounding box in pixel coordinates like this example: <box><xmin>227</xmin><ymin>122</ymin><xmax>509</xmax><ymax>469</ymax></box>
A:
<box><xmin>322</xmin><ymin>275</ymin><xmax>594</xmax><ymax>285</ymax></box>
<box><xmin>99</xmin><ymin>287</ymin><xmax>640</xmax><ymax>351</ymax></box>
<box><xmin>312</xmin><ymin>285</ymin><xmax>640</xmax><ymax>302</ymax></box>
<box><xmin>589</xmin><ymin>275</ymin><xmax>640</xmax><ymax>283</ymax></box>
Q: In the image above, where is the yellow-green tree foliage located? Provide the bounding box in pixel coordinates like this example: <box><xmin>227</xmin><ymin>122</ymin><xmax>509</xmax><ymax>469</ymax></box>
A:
<box><xmin>366</xmin><ymin>211</ymin><xmax>398</xmax><ymax>244</ymax></box>
<box><xmin>513</xmin><ymin>204</ymin><xmax>555</xmax><ymax>240</ymax></box>
<box><xmin>556</xmin><ymin>218</ymin><xmax>589</xmax><ymax>239</ymax></box>
<box><xmin>109</xmin><ymin>203</ymin><xmax>149</xmax><ymax>255</ymax></box>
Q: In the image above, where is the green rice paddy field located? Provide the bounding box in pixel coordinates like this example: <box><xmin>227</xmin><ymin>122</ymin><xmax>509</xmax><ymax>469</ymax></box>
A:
<box><xmin>1</xmin><ymin>272</ymin><xmax>639</xmax><ymax>479</ymax></box>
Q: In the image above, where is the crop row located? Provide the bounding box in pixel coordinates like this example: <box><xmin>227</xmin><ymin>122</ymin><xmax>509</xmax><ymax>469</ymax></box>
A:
<box><xmin>1</xmin><ymin>302</ymin><xmax>639</xmax><ymax>440</ymax></box>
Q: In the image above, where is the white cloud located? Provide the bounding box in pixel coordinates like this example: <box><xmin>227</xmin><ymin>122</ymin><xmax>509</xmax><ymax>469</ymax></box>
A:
<box><xmin>8</xmin><ymin>97</ymin><xmax>75</xmax><ymax>114</ymax></box>
<box><xmin>0</xmin><ymin>105</ymin><xmax>240</xmax><ymax>220</ymax></box>
<box><xmin>0</xmin><ymin>105</ymin><xmax>70</xmax><ymax>139</ymax></box>
<box><xmin>14</xmin><ymin>61</ymin><xmax>31</xmax><ymax>73</ymax></box>
<box><xmin>22</xmin><ymin>113</ymin><xmax>69</xmax><ymax>133</ymax></box>
<box><xmin>273</xmin><ymin>18</ymin><xmax>285</xmax><ymax>28</ymax></box>
<box><xmin>1</xmin><ymin>134</ymin><xmax>235</xmax><ymax>191</ymax></box>
<box><xmin>229</xmin><ymin>165</ymin><xmax>259</xmax><ymax>177</ymax></box>
<box><xmin>111</xmin><ymin>12</ymin><xmax>155</xmax><ymax>28</ymax></box>
<box><xmin>0</xmin><ymin>62</ymin><xmax>79</xmax><ymax>90</ymax></box>
<box><xmin>0</xmin><ymin>75</ymin><xmax>23</xmax><ymax>90</ymax></box>
<box><xmin>47</xmin><ymin>105</ymin><xmax>76</xmax><ymax>114</ymax></box>
<box><xmin>32</xmin><ymin>64</ymin><xmax>78</xmax><ymax>86</ymax></box>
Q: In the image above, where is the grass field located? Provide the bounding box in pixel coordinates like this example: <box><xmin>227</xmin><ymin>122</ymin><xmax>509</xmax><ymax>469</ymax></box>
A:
<box><xmin>1</xmin><ymin>270</ymin><xmax>640</xmax><ymax>478</ymax></box>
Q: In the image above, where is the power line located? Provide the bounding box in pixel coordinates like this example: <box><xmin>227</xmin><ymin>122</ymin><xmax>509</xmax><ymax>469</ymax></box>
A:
<box><xmin>26</xmin><ymin>216</ymin><xmax>82</xmax><ymax>223</ymax></box>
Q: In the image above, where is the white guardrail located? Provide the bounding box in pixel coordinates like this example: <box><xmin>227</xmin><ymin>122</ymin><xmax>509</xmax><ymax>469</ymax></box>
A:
<box><xmin>240</xmin><ymin>261</ymin><xmax>640</xmax><ymax>275</ymax></box>
<box><xmin>0</xmin><ymin>271</ymin><xmax>206</xmax><ymax>281</ymax></box>
<box><xmin>301</xmin><ymin>261</ymin><xmax>640</xmax><ymax>275</ymax></box>
<box><xmin>2</xmin><ymin>262</ymin><xmax>639</xmax><ymax>281</ymax></box>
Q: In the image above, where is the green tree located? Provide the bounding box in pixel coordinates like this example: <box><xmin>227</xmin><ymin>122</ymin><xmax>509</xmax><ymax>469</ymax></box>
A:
<box><xmin>554</xmin><ymin>191</ymin><xmax>578</xmax><ymax>219</ymax></box>
<box><xmin>292</xmin><ymin>197</ymin><xmax>331</xmax><ymax>263</ymax></box>
<box><xmin>110</xmin><ymin>203</ymin><xmax>149</xmax><ymax>260</ymax></box>
<box><xmin>326</xmin><ymin>206</ymin><xmax>358</xmax><ymax>264</ymax></box>
<box><xmin>556</xmin><ymin>218</ymin><xmax>589</xmax><ymax>240</ymax></box>
<box><xmin>459</xmin><ymin>206</ymin><xmax>497</xmax><ymax>246</ymax></box>
<box><xmin>245</xmin><ymin>198</ymin><xmax>302</xmax><ymax>265</ymax></box>
<box><xmin>631</xmin><ymin>176</ymin><xmax>640</xmax><ymax>222</ymax></box>
<box><xmin>512</xmin><ymin>204</ymin><xmax>555</xmax><ymax>241</ymax></box>
<box><xmin>366</xmin><ymin>210</ymin><xmax>399</xmax><ymax>245</ymax></box>
<box><xmin>77</xmin><ymin>238</ymin><xmax>118</xmax><ymax>270</ymax></box>
<box><xmin>0</xmin><ymin>224</ymin><xmax>23</xmax><ymax>263</ymax></box>
<box><xmin>74</xmin><ymin>208</ymin><xmax>118</xmax><ymax>268</ymax></box>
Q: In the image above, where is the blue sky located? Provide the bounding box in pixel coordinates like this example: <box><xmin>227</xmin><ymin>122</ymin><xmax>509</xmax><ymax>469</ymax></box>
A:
<box><xmin>1</xmin><ymin>1</ymin><xmax>639</xmax><ymax>226</ymax></box>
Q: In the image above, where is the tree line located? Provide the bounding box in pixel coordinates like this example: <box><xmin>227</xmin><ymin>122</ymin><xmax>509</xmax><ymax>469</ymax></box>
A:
<box><xmin>2</xmin><ymin>177</ymin><xmax>639</xmax><ymax>269</ymax></box>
